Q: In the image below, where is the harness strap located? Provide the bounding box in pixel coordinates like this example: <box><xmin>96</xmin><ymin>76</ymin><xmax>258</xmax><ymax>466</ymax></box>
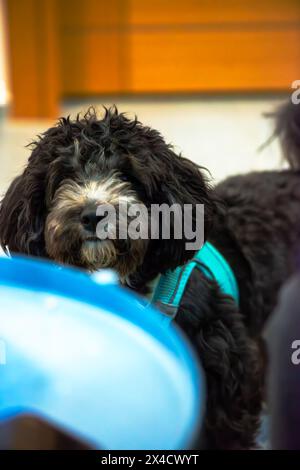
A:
<box><xmin>151</xmin><ymin>242</ymin><xmax>239</xmax><ymax>322</ymax></box>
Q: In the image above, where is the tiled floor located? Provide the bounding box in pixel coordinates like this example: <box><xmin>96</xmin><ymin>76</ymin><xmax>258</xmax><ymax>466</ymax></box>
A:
<box><xmin>0</xmin><ymin>96</ymin><xmax>286</xmax><ymax>197</ymax></box>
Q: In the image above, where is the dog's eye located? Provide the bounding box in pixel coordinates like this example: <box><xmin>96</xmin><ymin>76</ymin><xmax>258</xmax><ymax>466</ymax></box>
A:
<box><xmin>119</xmin><ymin>174</ymin><xmax>129</xmax><ymax>182</ymax></box>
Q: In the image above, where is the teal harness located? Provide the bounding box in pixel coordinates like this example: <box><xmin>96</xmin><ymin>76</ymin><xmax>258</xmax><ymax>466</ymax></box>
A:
<box><xmin>151</xmin><ymin>242</ymin><xmax>239</xmax><ymax>322</ymax></box>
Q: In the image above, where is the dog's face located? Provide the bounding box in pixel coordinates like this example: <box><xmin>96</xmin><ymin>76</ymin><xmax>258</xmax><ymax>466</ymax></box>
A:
<box><xmin>43</xmin><ymin>139</ymin><xmax>150</xmax><ymax>278</ymax></box>
<box><xmin>0</xmin><ymin>107</ymin><xmax>218</xmax><ymax>281</ymax></box>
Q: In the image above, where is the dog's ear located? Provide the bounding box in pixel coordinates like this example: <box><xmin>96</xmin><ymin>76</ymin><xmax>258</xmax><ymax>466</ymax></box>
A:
<box><xmin>0</xmin><ymin>116</ymin><xmax>77</xmax><ymax>257</ymax></box>
<box><xmin>131</xmin><ymin>130</ymin><xmax>221</xmax><ymax>275</ymax></box>
<box><xmin>156</xmin><ymin>146</ymin><xmax>217</xmax><ymax>238</ymax></box>
<box><xmin>0</xmin><ymin>169</ymin><xmax>47</xmax><ymax>257</ymax></box>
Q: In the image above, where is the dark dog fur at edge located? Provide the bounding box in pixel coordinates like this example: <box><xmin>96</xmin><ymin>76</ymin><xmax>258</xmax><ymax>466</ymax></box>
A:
<box><xmin>1</xmin><ymin>104</ymin><xmax>300</xmax><ymax>448</ymax></box>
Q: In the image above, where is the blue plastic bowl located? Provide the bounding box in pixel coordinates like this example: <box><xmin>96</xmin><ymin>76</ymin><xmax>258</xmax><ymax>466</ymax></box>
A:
<box><xmin>0</xmin><ymin>255</ymin><xmax>205</xmax><ymax>449</ymax></box>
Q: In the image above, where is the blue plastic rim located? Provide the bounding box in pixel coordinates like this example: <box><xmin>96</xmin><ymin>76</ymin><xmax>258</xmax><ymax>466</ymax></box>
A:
<box><xmin>0</xmin><ymin>254</ymin><xmax>205</xmax><ymax>449</ymax></box>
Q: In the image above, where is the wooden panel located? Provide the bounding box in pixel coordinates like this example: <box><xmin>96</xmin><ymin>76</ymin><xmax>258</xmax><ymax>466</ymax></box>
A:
<box><xmin>59</xmin><ymin>0</ymin><xmax>127</xmax><ymax>95</ymax></box>
<box><xmin>61</xmin><ymin>32</ymin><xmax>124</xmax><ymax>95</ymax></box>
<box><xmin>129</xmin><ymin>29</ymin><xmax>300</xmax><ymax>92</ymax></box>
<box><xmin>128</xmin><ymin>0</ymin><xmax>300</xmax><ymax>26</ymax></box>
<box><xmin>6</xmin><ymin>0</ymin><xmax>59</xmax><ymax>118</ymax></box>
<box><xmin>59</xmin><ymin>0</ymin><xmax>124</xmax><ymax>29</ymax></box>
<box><xmin>9</xmin><ymin>0</ymin><xmax>300</xmax><ymax>113</ymax></box>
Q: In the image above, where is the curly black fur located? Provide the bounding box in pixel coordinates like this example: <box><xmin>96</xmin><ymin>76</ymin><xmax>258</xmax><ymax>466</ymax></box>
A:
<box><xmin>0</xmin><ymin>108</ymin><xmax>217</xmax><ymax>275</ymax></box>
<box><xmin>1</xmin><ymin>103</ymin><xmax>300</xmax><ymax>448</ymax></box>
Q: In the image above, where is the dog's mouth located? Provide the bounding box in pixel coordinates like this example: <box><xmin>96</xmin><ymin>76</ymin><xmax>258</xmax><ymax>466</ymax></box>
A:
<box><xmin>84</xmin><ymin>236</ymin><xmax>100</xmax><ymax>242</ymax></box>
<box><xmin>82</xmin><ymin>236</ymin><xmax>115</xmax><ymax>248</ymax></box>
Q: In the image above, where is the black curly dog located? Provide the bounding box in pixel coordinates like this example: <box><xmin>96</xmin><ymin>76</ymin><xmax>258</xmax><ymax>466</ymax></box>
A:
<box><xmin>1</xmin><ymin>102</ymin><xmax>299</xmax><ymax>449</ymax></box>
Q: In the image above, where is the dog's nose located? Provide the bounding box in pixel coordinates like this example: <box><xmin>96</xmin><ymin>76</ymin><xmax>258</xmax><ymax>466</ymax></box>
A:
<box><xmin>80</xmin><ymin>206</ymin><xmax>105</xmax><ymax>233</ymax></box>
